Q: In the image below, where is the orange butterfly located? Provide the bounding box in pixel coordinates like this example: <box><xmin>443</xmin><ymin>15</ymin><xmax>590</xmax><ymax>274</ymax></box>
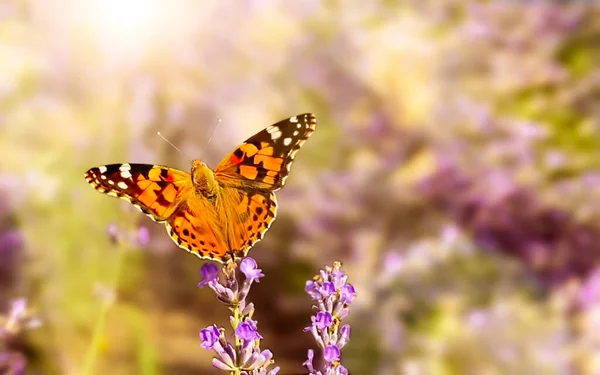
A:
<box><xmin>85</xmin><ymin>114</ymin><xmax>316</xmax><ymax>263</ymax></box>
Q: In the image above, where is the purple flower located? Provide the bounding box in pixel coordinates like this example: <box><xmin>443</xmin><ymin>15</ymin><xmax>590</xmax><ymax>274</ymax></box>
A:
<box><xmin>200</xmin><ymin>325</ymin><xmax>220</xmax><ymax>350</ymax></box>
<box><xmin>303</xmin><ymin>262</ymin><xmax>355</xmax><ymax>374</ymax></box>
<box><xmin>8</xmin><ymin>299</ymin><xmax>26</xmax><ymax>322</ymax></box>
<box><xmin>0</xmin><ymin>352</ymin><xmax>25</xmax><ymax>375</ymax></box>
<box><xmin>331</xmin><ymin>270</ymin><xmax>348</xmax><ymax>289</ymax></box>
<box><xmin>3</xmin><ymin>298</ymin><xmax>40</xmax><ymax>335</ymax></box>
<box><xmin>240</xmin><ymin>257</ymin><xmax>264</xmax><ymax>282</ymax></box>
<box><xmin>0</xmin><ymin>230</ymin><xmax>23</xmax><ymax>283</ymax></box>
<box><xmin>136</xmin><ymin>226</ymin><xmax>150</xmax><ymax>246</ymax></box>
<box><xmin>104</xmin><ymin>221</ymin><xmax>151</xmax><ymax>248</ymax></box>
<box><xmin>320</xmin><ymin>281</ymin><xmax>335</xmax><ymax>297</ymax></box>
<box><xmin>235</xmin><ymin>320</ymin><xmax>262</xmax><ymax>341</ymax></box>
<box><xmin>323</xmin><ymin>345</ymin><xmax>340</xmax><ymax>363</ymax></box>
<box><xmin>0</xmin><ymin>298</ymin><xmax>40</xmax><ymax>375</ymax></box>
<box><xmin>303</xmin><ymin>349</ymin><xmax>317</xmax><ymax>373</ymax></box>
<box><xmin>340</xmin><ymin>284</ymin><xmax>356</xmax><ymax>304</ymax></box>
<box><xmin>305</xmin><ymin>280</ymin><xmax>321</xmax><ymax>300</ymax></box>
<box><xmin>198</xmin><ymin>263</ymin><xmax>219</xmax><ymax>288</ymax></box>
<box><xmin>197</xmin><ymin>258</ymin><xmax>279</xmax><ymax>374</ymax></box>
<box><xmin>106</xmin><ymin>221</ymin><xmax>119</xmax><ymax>244</ymax></box>
<box><xmin>338</xmin><ymin>325</ymin><xmax>351</xmax><ymax>348</ymax></box>
<box><xmin>313</xmin><ymin>311</ymin><xmax>333</xmax><ymax>330</ymax></box>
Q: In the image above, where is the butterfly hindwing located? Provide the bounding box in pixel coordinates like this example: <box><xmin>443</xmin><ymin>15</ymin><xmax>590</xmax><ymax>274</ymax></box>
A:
<box><xmin>223</xmin><ymin>189</ymin><xmax>278</xmax><ymax>258</ymax></box>
<box><xmin>165</xmin><ymin>189</ymin><xmax>277</xmax><ymax>262</ymax></box>
<box><xmin>165</xmin><ymin>202</ymin><xmax>232</xmax><ymax>261</ymax></box>
<box><xmin>84</xmin><ymin>163</ymin><xmax>192</xmax><ymax>221</ymax></box>
<box><xmin>215</xmin><ymin>113</ymin><xmax>316</xmax><ymax>191</ymax></box>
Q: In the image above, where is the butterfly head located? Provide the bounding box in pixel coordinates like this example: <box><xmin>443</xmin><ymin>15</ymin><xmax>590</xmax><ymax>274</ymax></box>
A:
<box><xmin>191</xmin><ymin>160</ymin><xmax>218</xmax><ymax>199</ymax></box>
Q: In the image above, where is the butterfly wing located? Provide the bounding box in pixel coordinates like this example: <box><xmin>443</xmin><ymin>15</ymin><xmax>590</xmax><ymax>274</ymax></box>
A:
<box><xmin>167</xmin><ymin>187</ymin><xmax>277</xmax><ymax>262</ymax></box>
<box><xmin>212</xmin><ymin>113</ymin><xmax>316</xmax><ymax>260</ymax></box>
<box><xmin>85</xmin><ymin>163</ymin><xmax>233</xmax><ymax>261</ymax></box>
<box><xmin>214</xmin><ymin>113</ymin><xmax>316</xmax><ymax>191</ymax></box>
<box><xmin>84</xmin><ymin>163</ymin><xmax>192</xmax><ymax>221</ymax></box>
<box><xmin>164</xmin><ymin>200</ymin><xmax>232</xmax><ymax>262</ymax></box>
<box><xmin>220</xmin><ymin>188</ymin><xmax>278</xmax><ymax>259</ymax></box>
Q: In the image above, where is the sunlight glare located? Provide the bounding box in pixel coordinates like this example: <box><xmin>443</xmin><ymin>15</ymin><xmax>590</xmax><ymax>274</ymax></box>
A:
<box><xmin>79</xmin><ymin>0</ymin><xmax>181</xmax><ymax>57</ymax></box>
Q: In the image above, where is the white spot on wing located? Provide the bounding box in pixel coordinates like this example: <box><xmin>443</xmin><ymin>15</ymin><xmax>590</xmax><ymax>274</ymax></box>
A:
<box><xmin>267</xmin><ymin>126</ymin><xmax>283</xmax><ymax>139</ymax></box>
<box><xmin>289</xmin><ymin>116</ymin><xmax>298</xmax><ymax>123</ymax></box>
<box><xmin>100</xmin><ymin>175</ymin><xmax>107</xmax><ymax>180</ymax></box>
<box><xmin>293</xmin><ymin>130</ymin><xmax>299</xmax><ymax>136</ymax></box>
<box><xmin>117</xmin><ymin>181</ymin><xmax>128</xmax><ymax>189</ymax></box>
<box><xmin>99</xmin><ymin>166</ymin><xmax>108</xmax><ymax>173</ymax></box>
<box><xmin>283</xmin><ymin>138</ymin><xmax>292</xmax><ymax>146</ymax></box>
<box><xmin>119</xmin><ymin>164</ymin><xmax>132</xmax><ymax>178</ymax></box>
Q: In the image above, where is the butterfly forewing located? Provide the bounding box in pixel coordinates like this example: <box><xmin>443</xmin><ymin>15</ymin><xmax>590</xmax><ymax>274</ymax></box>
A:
<box><xmin>215</xmin><ymin>113</ymin><xmax>317</xmax><ymax>191</ymax></box>
<box><xmin>84</xmin><ymin>163</ymin><xmax>192</xmax><ymax>221</ymax></box>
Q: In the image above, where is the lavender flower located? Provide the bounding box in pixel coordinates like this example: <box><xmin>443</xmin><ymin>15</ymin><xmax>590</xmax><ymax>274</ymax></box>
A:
<box><xmin>198</xmin><ymin>258</ymin><xmax>279</xmax><ymax>375</ymax></box>
<box><xmin>106</xmin><ymin>221</ymin><xmax>151</xmax><ymax>248</ymax></box>
<box><xmin>0</xmin><ymin>298</ymin><xmax>41</xmax><ymax>375</ymax></box>
<box><xmin>197</xmin><ymin>259</ymin><xmax>356</xmax><ymax>374</ymax></box>
<box><xmin>303</xmin><ymin>261</ymin><xmax>354</xmax><ymax>375</ymax></box>
<box><xmin>0</xmin><ymin>299</ymin><xmax>40</xmax><ymax>338</ymax></box>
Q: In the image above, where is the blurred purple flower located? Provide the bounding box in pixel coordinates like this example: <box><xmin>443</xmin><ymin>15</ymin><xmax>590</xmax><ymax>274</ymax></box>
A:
<box><xmin>0</xmin><ymin>298</ymin><xmax>40</xmax><ymax>375</ymax></box>
<box><xmin>578</xmin><ymin>268</ymin><xmax>600</xmax><ymax>309</ymax></box>
<box><xmin>382</xmin><ymin>251</ymin><xmax>405</xmax><ymax>278</ymax></box>
<box><xmin>0</xmin><ymin>352</ymin><xmax>25</xmax><ymax>375</ymax></box>
<box><xmin>0</xmin><ymin>229</ymin><xmax>24</xmax><ymax>295</ymax></box>
<box><xmin>419</xmin><ymin>165</ymin><xmax>600</xmax><ymax>292</ymax></box>
<box><xmin>106</xmin><ymin>221</ymin><xmax>119</xmax><ymax>244</ymax></box>
<box><xmin>105</xmin><ymin>220</ymin><xmax>153</xmax><ymax>249</ymax></box>
<box><xmin>2</xmin><ymin>298</ymin><xmax>40</xmax><ymax>336</ymax></box>
<box><xmin>136</xmin><ymin>226</ymin><xmax>151</xmax><ymax>246</ymax></box>
<box><xmin>0</xmin><ymin>231</ymin><xmax>23</xmax><ymax>259</ymax></box>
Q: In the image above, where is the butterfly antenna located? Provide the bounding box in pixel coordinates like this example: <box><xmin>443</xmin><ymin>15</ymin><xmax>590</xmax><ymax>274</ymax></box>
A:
<box><xmin>157</xmin><ymin>131</ymin><xmax>189</xmax><ymax>158</ymax></box>
<box><xmin>199</xmin><ymin>118</ymin><xmax>222</xmax><ymax>159</ymax></box>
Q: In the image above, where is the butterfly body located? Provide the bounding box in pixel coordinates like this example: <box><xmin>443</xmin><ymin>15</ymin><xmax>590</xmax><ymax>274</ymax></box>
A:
<box><xmin>85</xmin><ymin>114</ymin><xmax>316</xmax><ymax>263</ymax></box>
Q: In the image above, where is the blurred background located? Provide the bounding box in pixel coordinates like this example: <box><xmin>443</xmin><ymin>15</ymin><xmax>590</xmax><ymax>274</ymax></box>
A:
<box><xmin>2</xmin><ymin>0</ymin><xmax>600</xmax><ymax>374</ymax></box>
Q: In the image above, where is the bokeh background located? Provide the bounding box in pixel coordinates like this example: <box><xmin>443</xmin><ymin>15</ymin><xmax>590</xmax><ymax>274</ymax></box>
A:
<box><xmin>2</xmin><ymin>0</ymin><xmax>600</xmax><ymax>374</ymax></box>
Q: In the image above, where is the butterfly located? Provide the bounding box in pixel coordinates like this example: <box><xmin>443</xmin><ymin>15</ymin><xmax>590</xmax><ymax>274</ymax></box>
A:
<box><xmin>84</xmin><ymin>113</ymin><xmax>316</xmax><ymax>263</ymax></box>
